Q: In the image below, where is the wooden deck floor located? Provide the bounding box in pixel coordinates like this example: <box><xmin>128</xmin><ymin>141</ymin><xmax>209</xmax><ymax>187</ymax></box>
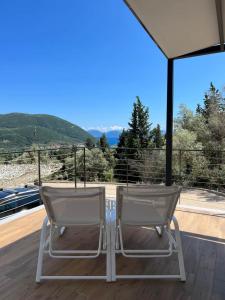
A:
<box><xmin>1</xmin><ymin>208</ymin><xmax>225</xmax><ymax>300</ymax></box>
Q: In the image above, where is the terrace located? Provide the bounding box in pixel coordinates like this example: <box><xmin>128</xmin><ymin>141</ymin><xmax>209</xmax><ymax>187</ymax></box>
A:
<box><xmin>1</xmin><ymin>203</ymin><xmax>225</xmax><ymax>299</ymax></box>
<box><xmin>1</xmin><ymin>0</ymin><xmax>225</xmax><ymax>299</ymax></box>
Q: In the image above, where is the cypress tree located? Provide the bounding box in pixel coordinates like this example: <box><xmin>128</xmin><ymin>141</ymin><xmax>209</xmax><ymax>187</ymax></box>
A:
<box><xmin>98</xmin><ymin>133</ymin><xmax>109</xmax><ymax>153</ymax></box>
<box><xmin>196</xmin><ymin>82</ymin><xmax>223</xmax><ymax>121</ymax></box>
<box><xmin>126</xmin><ymin>96</ymin><xmax>151</xmax><ymax>149</ymax></box>
<box><xmin>151</xmin><ymin>124</ymin><xmax>164</xmax><ymax>148</ymax></box>
<box><xmin>114</xmin><ymin>130</ymin><xmax>128</xmax><ymax>182</ymax></box>
<box><xmin>114</xmin><ymin>96</ymin><xmax>152</xmax><ymax>183</ymax></box>
<box><xmin>136</xmin><ymin>96</ymin><xmax>151</xmax><ymax>148</ymax></box>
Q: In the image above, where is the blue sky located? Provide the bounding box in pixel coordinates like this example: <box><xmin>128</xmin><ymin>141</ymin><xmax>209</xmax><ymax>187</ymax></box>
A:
<box><xmin>0</xmin><ymin>0</ymin><xmax>224</xmax><ymax>131</ymax></box>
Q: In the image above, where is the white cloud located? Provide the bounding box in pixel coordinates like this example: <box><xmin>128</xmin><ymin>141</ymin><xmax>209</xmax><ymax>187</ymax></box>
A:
<box><xmin>107</xmin><ymin>125</ymin><xmax>124</xmax><ymax>131</ymax></box>
<box><xmin>84</xmin><ymin>125</ymin><xmax>125</xmax><ymax>132</ymax></box>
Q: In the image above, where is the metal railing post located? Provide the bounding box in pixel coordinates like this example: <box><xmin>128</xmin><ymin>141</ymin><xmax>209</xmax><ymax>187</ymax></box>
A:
<box><xmin>83</xmin><ymin>147</ymin><xmax>86</xmax><ymax>187</ymax></box>
<box><xmin>126</xmin><ymin>158</ymin><xmax>128</xmax><ymax>188</ymax></box>
<box><xmin>178</xmin><ymin>149</ymin><xmax>182</xmax><ymax>204</ymax></box>
<box><xmin>179</xmin><ymin>149</ymin><xmax>182</xmax><ymax>184</ymax></box>
<box><xmin>74</xmin><ymin>146</ymin><xmax>77</xmax><ymax>188</ymax></box>
<box><xmin>37</xmin><ymin>150</ymin><xmax>42</xmax><ymax>186</ymax></box>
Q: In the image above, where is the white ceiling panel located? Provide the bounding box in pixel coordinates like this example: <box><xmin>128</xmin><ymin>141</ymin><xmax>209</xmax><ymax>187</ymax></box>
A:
<box><xmin>125</xmin><ymin>0</ymin><xmax>224</xmax><ymax>58</ymax></box>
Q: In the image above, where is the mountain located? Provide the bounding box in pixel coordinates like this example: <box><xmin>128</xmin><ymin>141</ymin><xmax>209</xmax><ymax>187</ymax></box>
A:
<box><xmin>0</xmin><ymin>113</ymin><xmax>95</xmax><ymax>150</ymax></box>
<box><xmin>88</xmin><ymin>129</ymin><xmax>122</xmax><ymax>146</ymax></box>
<box><xmin>87</xmin><ymin>130</ymin><xmax>103</xmax><ymax>139</ymax></box>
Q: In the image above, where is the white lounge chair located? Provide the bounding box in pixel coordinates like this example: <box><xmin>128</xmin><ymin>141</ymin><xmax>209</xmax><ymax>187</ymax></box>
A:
<box><xmin>111</xmin><ymin>185</ymin><xmax>186</xmax><ymax>281</ymax></box>
<box><xmin>36</xmin><ymin>186</ymin><xmax>111</xmax><ymax>282</ymax></box>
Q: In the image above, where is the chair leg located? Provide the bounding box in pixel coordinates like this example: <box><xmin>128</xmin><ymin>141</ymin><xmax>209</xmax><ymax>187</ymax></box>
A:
<box><xmin>103</xmin><ymin>226</ymin><xmax>107</xmax><ymax>250</ymax></box>
<box><xmin>110</xmin><ymin>220</ymin><xmax>116</xmax><ymax>281</ymax></box>
<box><xmin>36</xmin><ymin>216</ymin><xmax>48</xmax><ymax>283</ymax></box>
<box><xmin>115</xmin><ymin>226</ymin><xmax>120</xmax><ymax>250</ymax></box>
<box><xmin>106</xmin><ymin>222</ymin><xmax>112</xmax><ymax>282</ymax></box>
<box><xmin>172</xmin><ymin>216</ymin><xmax>186</xmax><ymax>282</ymax></box>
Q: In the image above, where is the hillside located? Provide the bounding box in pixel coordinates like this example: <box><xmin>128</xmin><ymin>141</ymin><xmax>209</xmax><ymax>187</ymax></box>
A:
<box><xmin>0</xmin><ymin>113</ymin><xmax>95</xmax><ymax>150</ymax></box>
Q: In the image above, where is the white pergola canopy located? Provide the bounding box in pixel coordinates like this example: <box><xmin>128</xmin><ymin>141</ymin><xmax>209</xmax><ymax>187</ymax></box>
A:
<box><xmin>125</xmin><ymin>0</ymin><xmax>225</xmax><ymax>59</ymax></box>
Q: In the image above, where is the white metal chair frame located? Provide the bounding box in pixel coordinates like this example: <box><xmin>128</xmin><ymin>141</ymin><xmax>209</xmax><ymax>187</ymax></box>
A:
<box><xmin>110</xmin><ymin>186</ymin><xmax>186</xmax><ymax>281</ymax></box>
<box><xmin>36</xmin><ymin>187</ymin><xmax>111</xmax><ymax>282</ymax></box>
<box><xmin>36</xmin><ymin>185</ymin><xmax>186</xmax><ymax>282</ymax></box>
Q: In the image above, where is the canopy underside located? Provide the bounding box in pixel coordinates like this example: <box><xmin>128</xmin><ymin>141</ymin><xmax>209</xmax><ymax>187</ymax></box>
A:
<box><xmin>125</xmin><ymin>0</ymin><xmax>225</xmax><ymax>59</ymax></box>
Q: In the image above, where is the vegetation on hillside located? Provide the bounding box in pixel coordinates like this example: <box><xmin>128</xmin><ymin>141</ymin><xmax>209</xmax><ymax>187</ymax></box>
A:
<box><xmin>0</xmin><ymin>113</ymin><xmax>95</xmax><ymax>150</ymax></box>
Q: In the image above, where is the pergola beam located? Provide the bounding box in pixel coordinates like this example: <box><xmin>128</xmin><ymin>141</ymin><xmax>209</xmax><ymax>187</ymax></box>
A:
<box><xmin>175</xmin><ymin>44</ymin><xmax>225</xmax><ymax>60</ymax></box>
<box><xmin>215</xmin><ymin>0</ymin><xmax>224</xmax><ymax>51</ymax></box>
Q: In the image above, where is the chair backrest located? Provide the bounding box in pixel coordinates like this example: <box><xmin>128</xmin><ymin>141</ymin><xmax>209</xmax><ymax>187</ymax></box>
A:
<box><xmin>116</xmin><ymin>185</ymin><xmax>181</xmax><ymax>226</ymax></box>
<box><xmin>40</xmin><ymin>186</ymin><xmax>105</xmax><ymax>226</ymax></box>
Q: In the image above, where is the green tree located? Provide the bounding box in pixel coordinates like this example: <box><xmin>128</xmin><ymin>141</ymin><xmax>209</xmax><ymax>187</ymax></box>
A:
<box><xmin>173</xmin><ymin>83</ymin><xmax>225</xmax><ymax>189</ymax></box>
<box><xmin>195</xmin><ymin>83</ymin><xmax>225</xmax><ymax>152</ymax></box>
<box><xmin>196</xmin><ymin>82</ymin><xmax>224</xmax><ymax>121</ymax></box>
<box><xmin>150</xmin><ymin>124</ymin><xmax>164</xmax><ymax>148</ymax></box>
<box><xmin>98</xmin><ymin>133</ymin><xmax>109</xmax><ymax>152</ymax></box>
<box><xmin>97</xmin><ymin>134</ymin><xmax>115</xmax><ymax>172</ymax></box>
<box><xmin>76</xmin><ymin>148</ymin><xmax>109</xmax><ymax>181</ymax></box>
<box><xmin>114</xmin><ymin>130</ymin><xmax>129</xmax><ymax>182</ymax></box>
<box><xmin>127</xmin><ymin>96</ymin><xmax>151</xmax><ymax>149</ymax></box>
<box><xmin>117</xmin><ymin>129</ymin><xmax>128</xmax><ymax>148</ymax></box>
<box><xmin>136</xmin><ymin>96</ymin><xmax>151</xmax><ymax>147</ymax></box>
<box><xmin>175</xmin><ymin>104</ymin><xmax>195</xmax><ymax>131</ymax></box>
<box><xmin>114</xmin><ymin>97</ymin><xmax>152</xmax><ymax>182</ymax></box>
<box><xmin>85</xmin><ymin>137</ymin><xmax>95</xmax><ymax>150</ymax></box>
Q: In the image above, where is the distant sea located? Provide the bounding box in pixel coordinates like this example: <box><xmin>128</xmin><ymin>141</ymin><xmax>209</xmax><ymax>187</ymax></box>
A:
<box><xmin>88</xmin><ymin>129</ymin><xmax>121</xmax><ymax>146</ymax></box>
<box><xmin>107</xmin><ymin>137</ymin><xmax>119</xmax><ymax>146</ymax></box>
